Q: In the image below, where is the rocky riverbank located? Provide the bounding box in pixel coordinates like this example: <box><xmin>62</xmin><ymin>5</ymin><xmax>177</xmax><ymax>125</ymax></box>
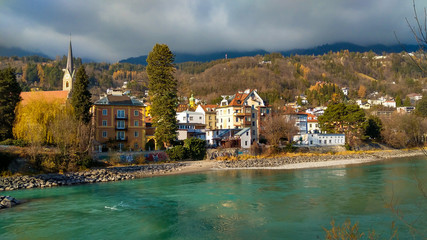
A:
<box><xmin>0</xmin><ymin>162</ymin><xmax>187</xmax><ymax>191</ymax></box>
<box><xmin>216</xmin><ymin>149</ymin><xmax>424</xmax><ymax>169</ymax></box>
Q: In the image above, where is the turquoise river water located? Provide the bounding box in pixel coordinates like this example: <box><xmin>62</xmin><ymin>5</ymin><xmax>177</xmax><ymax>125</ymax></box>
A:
<box><xmin>1</xmin><ymin>157</ymin><xmax>426</xmax><ymax>239</ymax></box>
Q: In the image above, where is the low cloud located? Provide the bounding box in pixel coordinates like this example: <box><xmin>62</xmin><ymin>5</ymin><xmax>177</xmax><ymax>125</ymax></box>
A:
<box><xmin>0</xmin><ymin>0</ymin><xmax>418</xmax><ymax>62</ymax></box>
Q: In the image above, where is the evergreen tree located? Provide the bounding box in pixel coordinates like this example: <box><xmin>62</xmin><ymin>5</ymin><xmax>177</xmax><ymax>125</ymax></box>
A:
<box><xmin>395</xmin><ymin>95</ymin><xmax>402</xmax><ymax>107</ymax></box>
<box><xmin>147</xmin><ymin>44</ymin><xmax>178</xmax><ymax>148</ymax></box>
<box><xmin>0</xmin><ymin>68</ymin><xmax>22</xmax><ymax>141</ymax></box>
<box><xmin>71</xmin><ymin>66</ymin><xmax>92</xmax><ymax>124</ymax></box>
<box><xmin>403</xmin><ymin>96</ymin><xmax>412</xmax><ymax>106</ymax></box>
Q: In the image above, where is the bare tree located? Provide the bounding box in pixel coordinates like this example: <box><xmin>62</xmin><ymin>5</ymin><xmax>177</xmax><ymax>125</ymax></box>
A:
<box><xmin>260</xmin><ymin>114</ymin><xmax>298</xmax><ymax>147</ymax></box>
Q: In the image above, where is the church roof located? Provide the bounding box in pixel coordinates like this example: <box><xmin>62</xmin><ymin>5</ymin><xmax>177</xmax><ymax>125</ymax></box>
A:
<box><xmin>66</xmin><ymin>40</ymin><xmax>74</xmax><ymax>76</ymax></box>
<box><xmin>20</xmin><ymin>91</ymin><xmax>69</xmax><ymax>106</ymax></box>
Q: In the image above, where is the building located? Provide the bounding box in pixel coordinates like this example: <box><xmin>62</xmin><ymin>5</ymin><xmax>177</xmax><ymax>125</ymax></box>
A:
<box><xmin>176</xmin><ymin>110</ymin><xmax>206</xmax><ymax>140</ymax></box>
<box><xmin>283</xmin><ymin>108</ymin><xmax>308</xmax><ymax>134</ymax></box>
<box><xmin>20</xmin><ymin>39</ymin><xmax>75</xmax><ymax>105</ymax></box>
<box><xmin>293</xmin><ymin>133</ymin><xmax>345</xmax><ymax>146</ymax></box>
<box><xmin>195</xmin><ymin>104</ymin><xmax>217</xmax><ymax>130</ymax></box>
<box><xmin>92</xmin><ymin>93</ymin><xmax>146</xmax><ymax>151</ymax></box>
<box><xmin>216</xmin><ymin>89</ymin><xmax>269</xmax><ymax>143</ymax></box>
<box><xmin>235</xmin><ymin>127</ymin><xmax>251</xmax><ymax>149</ymax></box>
<box><xmin>306</xmin><ymin>113</ymin><xmax>320</xmax><ymax>133</ymax></box>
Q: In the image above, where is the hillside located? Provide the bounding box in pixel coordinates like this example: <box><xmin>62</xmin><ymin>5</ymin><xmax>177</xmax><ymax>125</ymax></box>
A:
<box><xmin>1</xmin><ymin>50</ymin><xmax>426</xmax><ymax>106</ymax></box>
<box><xmin>119</xmin><ymin>42</ymin><xmax>419</xmax><ymax>65</ymax></box>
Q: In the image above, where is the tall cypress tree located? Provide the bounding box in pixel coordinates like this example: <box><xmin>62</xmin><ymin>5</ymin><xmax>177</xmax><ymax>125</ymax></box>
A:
<box><xmin>147</xmin><ymin>44</ymin><xmax>178</xmax><ymax>148</ymax></box>
<box><xmin>0</xmin><ymin>68</ymin><xmax>22</xmax><ymax>141</ymax></box>
<box><xmin>71</xmin><ymin>66</ymin><xmax>92</xmax><ymax>124</ymax></box>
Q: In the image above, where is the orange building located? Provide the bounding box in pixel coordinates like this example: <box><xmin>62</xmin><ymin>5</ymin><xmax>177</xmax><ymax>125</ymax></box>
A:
<box><xmin>92</xmin><ymin>94</ymin><xmax>146</xmax><ymax>151</ymax></box>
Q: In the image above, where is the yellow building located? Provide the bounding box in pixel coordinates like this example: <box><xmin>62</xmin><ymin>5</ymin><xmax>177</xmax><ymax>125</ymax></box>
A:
<box><xmin>92</xmin><ymin>94</ymin><xmax>146</xmax><ymax>151</ymax></box>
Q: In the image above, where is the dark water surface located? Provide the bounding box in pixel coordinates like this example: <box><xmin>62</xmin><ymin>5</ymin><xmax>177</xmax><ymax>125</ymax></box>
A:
<box><xmin>1</xmin><ymin>157</ymin><xmax>426</xmax><ymax>239</ymax></box>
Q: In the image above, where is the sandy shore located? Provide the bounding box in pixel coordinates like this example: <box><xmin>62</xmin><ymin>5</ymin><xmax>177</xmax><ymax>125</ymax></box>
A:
<box><xmin>194</xmin><ymin>149</ymin><xmax>426</xmax><ymax>172</ymax></box>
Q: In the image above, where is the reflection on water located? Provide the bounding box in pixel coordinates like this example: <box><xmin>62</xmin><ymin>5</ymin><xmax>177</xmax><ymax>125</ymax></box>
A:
<box><xmin>0</xmin><ymin>157</ymin><xmax>426</xmax><ymax>239</ymax></box>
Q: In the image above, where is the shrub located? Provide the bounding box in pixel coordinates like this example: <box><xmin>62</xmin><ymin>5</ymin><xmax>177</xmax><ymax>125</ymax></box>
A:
<box><xmin>184</xmin><ymin>138</ymin><xmax>206</xmax><ymax>160</ymax></box>
<box><xmin>166</xmin><ymin>145</ymin><xmax>187</xmax><ymax>161</ymax></box>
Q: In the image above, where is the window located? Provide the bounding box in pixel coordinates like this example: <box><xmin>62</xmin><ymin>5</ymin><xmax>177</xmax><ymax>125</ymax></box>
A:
<box><xmin>134</xmin><ymin>143</ymin><xmax>139</xmax><ymax>149</ymax></box>
<box><xmin>252</xmin><ymin>130</ymin><xmax>256</xmax><ymax>135</ymax></box>
<box><xmin>134</xmin><ymin>131</ymin><xmax>139</xmax><ymax>137</ymax></box>
<box><xmin>228</xmin><ymin>109</ymin><xmax>230</xmax><ymax>114</ymax></box>
<box><xmin>117</xmin><ymin>110</ymin><xmax>125</xmax><ymax>118</ymax></box>
<box><xmin>117</xmin><ymin>131</ymin><xmax>125</xmax><ymax>140</ymax></box>
<box><xmin>102</xmin><ymin>109</ymin><xmax>108</xmax><ymax>116</ymax></box>
<box><xmin>102</xmin><ymin>131</ymin><xmax>107</xmax><ymax>138</ymax></box>
<box><xmin>102</xmin><ymin>120</ymin><xmax>107</xmax><ymax>126</ymax></box>
<box><xmin>236</xmin><ymin>117</ymin><xmax>239</xmax><ymax>122</ymax></box>
<box><xmin>199</xmin><ymin>116</ymin><xmax>202</xmax><ymax>120</ymax></box>
<box><xmin>209</xmin><ymin>116</ymin><xmax>211</xmax><ymax>120</ymax></box>
<box><xmin>228</xmin><ymin>118</ymin><xmax>230</xmax><ymax>122</ymax></box>
<box><xmin>117</xmin><ymin>120</ymin><xmax>125</xmax><ymax>129</ymax></box>
<box><xmin>134</xmin><ymin>110</ymin><xmax>139</xmax><ymax>116</ymax></box>
<box><xmin>245</xmin><ymin>141</ymin><xmax>248</xmax><ymax>146</ymax></box>
<box><xmin>246</xmin><ymin>132</ymin><xmax>249</xmax><ymax>136</ymax></box>
<box><xmin>134</xmin><ymin>120</ymin><xmax>139</xmax><ymax>126</ymax></box>
<box><xmin>252</xmin><ymin>121</ymin><xmax>255</xmax><ymax>126</ymax></box>
<box><xmin>252</xmin><ymin>113</ymin><xmax>255</xmax><ymax>118</ymax></box>
<box><xmin>190</xmin><ymin>116</ymin><xmax>193</xmax><ymax>121</ymax></box>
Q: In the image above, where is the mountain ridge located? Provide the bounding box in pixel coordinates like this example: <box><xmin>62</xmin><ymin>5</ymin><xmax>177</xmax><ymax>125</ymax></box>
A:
<box><xmin>119</xmin><ymin>42</ymin><xmax>419</xmax><ymax>65</ymax></box>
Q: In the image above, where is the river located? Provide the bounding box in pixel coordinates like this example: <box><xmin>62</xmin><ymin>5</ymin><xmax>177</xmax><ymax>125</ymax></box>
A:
<box><xmin>1</xmin><ymin>156</ymin><xmax>426</xmax><ymax>239</ymax></box>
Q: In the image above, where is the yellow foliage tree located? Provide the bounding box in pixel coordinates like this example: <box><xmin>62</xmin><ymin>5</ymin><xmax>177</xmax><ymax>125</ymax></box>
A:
<box><xmin>37</xmin><ymin>64</ymin><xmax>45</xmax><ymax>86</ymax></box>
<box><xmin>358</xmin><ymin>85</ymin><xmax>367</xmax><ymax>99</ymax></box>
<box><xmin>13</xmin><ymin>99</ymin><xmax>63</xmax><ymax>145</ymax></box>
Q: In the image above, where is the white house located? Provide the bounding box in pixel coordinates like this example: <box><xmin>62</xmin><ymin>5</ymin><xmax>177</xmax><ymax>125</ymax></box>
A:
<box><xmin>235</xmin><ymin>128</ymin><xmax>251</xmax><ymax>149</ymax></box>
<box><xmin>293</xmin><ymin>133</ymin><xmax>345</xmax><ymax>146</ymax></box>
<box><xmin>176</xmin><ymin>110</ymin><xmax>204</xmax><ymax>124</ymax></box>
<box><xmin>383</xmin><ymin>100</ymin><xmax>396</xmax><ymax>108</ymax></box>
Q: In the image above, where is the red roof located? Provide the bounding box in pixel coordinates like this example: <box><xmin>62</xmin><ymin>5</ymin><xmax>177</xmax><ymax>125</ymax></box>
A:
<box><xmin>229</xmin><ymin>92</ymin><xmax>249</xmax><ymax>106</ymax></box>
<box><xmin>200</xmin><ymin>104</ymin><xmax>218</xmax><ymax>112</ymax></box>
<box><xmin>306</xmin><ymin>113</ymin><xmax>318</xmax><ymax>122</ymax></box>
<box><xmin>20</xmin><ymin>91</ymin><xmax>69</xmax><ymax>106</ymax></box>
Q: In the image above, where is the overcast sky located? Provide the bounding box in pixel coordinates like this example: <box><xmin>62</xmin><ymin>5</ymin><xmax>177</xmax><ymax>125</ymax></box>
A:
<box><xmin>0</xmin><ymin>0</ymin><xmax>423</xmax><ymax>62</ymax></box>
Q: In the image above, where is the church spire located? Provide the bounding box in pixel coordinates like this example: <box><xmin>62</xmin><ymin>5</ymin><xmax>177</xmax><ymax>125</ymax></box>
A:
<box><xmin>63</xmin><ymin>37</ymin><xmax>75</xmax><ymax>93</ymax></box>
<box><xmin>66</xmin><ymin>36</ymin><xmax>74</xmax><ymax>77</ymax></box>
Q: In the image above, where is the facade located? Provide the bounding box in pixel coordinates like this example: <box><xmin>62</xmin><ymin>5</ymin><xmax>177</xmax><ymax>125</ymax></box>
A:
<box><xmin>293</xmin><ymin>133</ymin><xmax>345</xmax><ymax>146</ymax></box>
<box><xmin>306</xmin><ymin>113</ymin><xmax>320</xmax><ymax>133</ymax></box>
<box><xmin>92</xmin><ymin>94</ymin><xmax>146</xmax><ymax>151</ymax></box>
<box><xmin>235</xmin><ymin>128</ymin><xmax>251</xmax><ymax>149</ymax></box>
<box><xmin>195</xmin><ymin>104</ymin><xmax>217</xmax><ymax>130</ymax></box>
<box><xmin>216</xmin><ymin>89</ymin><xmax>268</xmax><ymax>143</ymax></box>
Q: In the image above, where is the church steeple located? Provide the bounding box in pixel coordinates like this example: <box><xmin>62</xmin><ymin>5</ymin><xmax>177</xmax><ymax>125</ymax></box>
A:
<box><xmin>66</xmin><ymin>39</ymin><xmax>74</xmax><ymax>77</ymax></box>
<box><xmin>63</xmin><ymin>37</ymin><xmax>75</xmax><ymax>92</ymax></box>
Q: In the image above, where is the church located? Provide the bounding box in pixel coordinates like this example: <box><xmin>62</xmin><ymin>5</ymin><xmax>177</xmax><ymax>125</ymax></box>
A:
<box><xmin>20</xmin><ymin>40</ymin><xmax>75</xmax><ymax>105</ymax></box>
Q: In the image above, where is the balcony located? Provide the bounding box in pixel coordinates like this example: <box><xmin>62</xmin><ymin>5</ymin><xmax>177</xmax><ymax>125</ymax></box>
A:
<box><xmin>115</xmin><ymin>126</ymin><xmax>128</xmax><ymax>130</ymax></box>
<box><xmin>115</xmin><ymin>137</ymin><xmax>128</xmax><ymax>141</ymax></box>
<box><xmin>234</xmin><ymin>112</ymin><xmax>250</xmax><ymax>117</ymax></box>
<box><xmin>115</xmin><ymin>114</ymin><xmax>128</xmax><ymax>120</ymax></box>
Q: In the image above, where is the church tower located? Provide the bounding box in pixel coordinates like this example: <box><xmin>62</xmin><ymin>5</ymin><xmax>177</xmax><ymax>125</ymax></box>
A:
<box><xmin>62</xmin><ymin>39</ymin><xmax>74</xmax><ymax>92</ymax></box>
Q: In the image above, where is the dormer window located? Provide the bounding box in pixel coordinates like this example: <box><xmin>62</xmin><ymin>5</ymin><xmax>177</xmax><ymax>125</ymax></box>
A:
<box><xmin>237</xmin><ymin>100</ymin><xmax>241</xmax><ymax>104</ymax></box>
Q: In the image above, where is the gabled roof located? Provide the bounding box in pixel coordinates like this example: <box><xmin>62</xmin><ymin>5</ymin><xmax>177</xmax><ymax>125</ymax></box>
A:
<box><xmin>306</xmin><ymin>113</ymin><xmax>318</xmax><ymax>122</ymax></box>
<box><xmin>229</xmin><ymin>92</ymin><xmax>250</xmax><ymax>106</ymax></box>
<box><xmin>20</xmin><ymin>91</ymin><xmax>69</xmax><ymax>106</ymax></box>
<box><xmin>200</xmin><ymin>104</ymin><xmax>218</xmax><ymax>112</ymax></box>
<box><xmin>235</xmin><ymin>127</ymin><xmax>250</xmax><ymax>136</ymax></box>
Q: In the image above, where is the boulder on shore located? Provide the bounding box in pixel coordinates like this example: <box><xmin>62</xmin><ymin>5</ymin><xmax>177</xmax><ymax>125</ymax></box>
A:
<box><xmin>0</xmin><ymin>196</ymin><xmax>20</xmax><ymax>209</ymax></box>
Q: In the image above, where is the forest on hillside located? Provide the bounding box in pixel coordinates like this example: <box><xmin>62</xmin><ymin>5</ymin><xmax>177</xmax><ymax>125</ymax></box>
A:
<box><xmin>1</xmin><ymin>50</ymin><xmax>426</xmax><ymax>106</ymax></box>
